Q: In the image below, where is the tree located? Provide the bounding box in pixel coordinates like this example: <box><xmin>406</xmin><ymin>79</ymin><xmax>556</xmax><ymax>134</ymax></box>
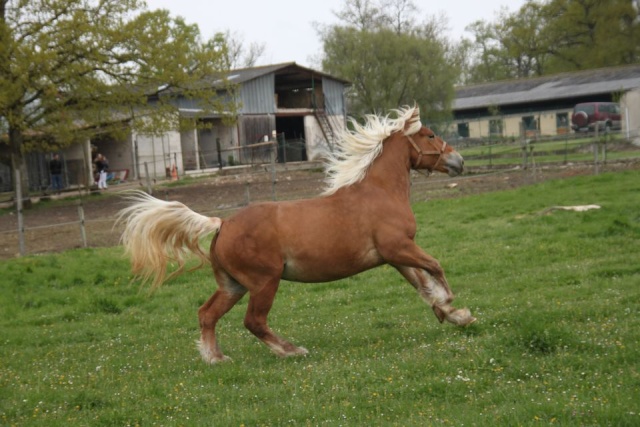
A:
<box><xmin>542</xmin><ymin>0</ymin><xmax>640</xmax><ymax>72</ymax></box>
<box><xmin>463</xmin><ymin>0</ymin><xmax>640</xmax><ymax>84</ymax></box>
<box><xmin>0</xmin><ymin>0</ymin><xmax>235</xmax><ymax>202</ymax></box>
<box><xmin>464</xmin><ymin>3</ymin><xmax>550</xmax><ymax>83</ymax></box>
<box><xmin>463</xmin><ymin>19</ymin><xmax>513</xmax><ymax>83</ymax></box>
<box><xmin>319</xmin><ymin>0</ymin><xmax>459</xmax><ymax>126</ymax></box>
<box><xmin>213</xmin><ymin>30</ymin><xmax>266</xmax><ymax>69</ymax></box>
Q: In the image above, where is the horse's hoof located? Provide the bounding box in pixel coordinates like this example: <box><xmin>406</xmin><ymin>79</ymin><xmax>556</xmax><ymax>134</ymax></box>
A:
<box><xmin>272</xmin><ymin>344</ymin><xmax>309</xmax><ymax>358</ymax></box>
<box><xmin>197</xmin><ymin>339</ymin><xmax>231</xmax><ymax>364</ymax></box>
<box><xmin>281</xmin><ymin>347</ymin><xmax>309</xmax><ymax>358</ymax></box>
<box><xmin>462</xmin><ymin>316</ymin><xmax>477</xmax><ymax>327</ymax></box>
<box><xmin>293</xmin><ymin>346</ymin><xmax>309</xmax><ymax>356</ymax></box>
<box><xmin>447</xmin><ymin>308</ymin><xmax>476</xmax><ymax>326</ymax></box>
<box><xmin>200</xmin><ymin>352</ymin><xmax>232</xmax><ymax>364</ymax></box>
<box><xmin>208</xmin><ymin>355</ymin><xmax>232</xmax><ymax>364</ymax></box>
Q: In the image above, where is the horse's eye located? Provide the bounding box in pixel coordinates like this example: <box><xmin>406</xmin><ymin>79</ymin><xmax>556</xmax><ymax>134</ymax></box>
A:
<box><xmin>428</xmin><ymin>134</ymin><xmax>435</xmax><ymax>139</ymax></box>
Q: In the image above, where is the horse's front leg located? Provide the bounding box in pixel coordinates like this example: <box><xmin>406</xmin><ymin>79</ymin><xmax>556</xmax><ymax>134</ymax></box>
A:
<box><xmin>395</xmin><ymin>265</ymin><xmax>475</xmax><ymax>326</ymax></box>
<box><xmin>380</xmin><ymin>239</ymin><xmax>475</xmax><ymax>326</ymax></box>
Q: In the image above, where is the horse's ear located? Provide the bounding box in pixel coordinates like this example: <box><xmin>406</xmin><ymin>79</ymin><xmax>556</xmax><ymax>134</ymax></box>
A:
<box><xmin>404</xmin><ymin>105</ymin><xmax>422</xmax><ymax>134</ymax></box>
<box><xmin>411</xmin><ymin>105</ymin><xmax>420</xmax><ymax>121</ymax></box>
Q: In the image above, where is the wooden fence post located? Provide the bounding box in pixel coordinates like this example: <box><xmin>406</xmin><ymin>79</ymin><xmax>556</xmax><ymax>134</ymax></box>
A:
<box><xmin>216</xmin><ymin>138</ymin><xmax>223</xmax><ymax>170</ymax></box>
<box><xmin>270</xmin><ymin>142</ymin><xmax>277</xmax><ymax>201</ymax></box>
<box><xmin>15</xmin><ymin>169</ymin><xmax>25</xmax><ymax>257</ymax></box>
<box><xmin>77</xmin><ymin>200</ymin><xmax>87</xmax><ymax>248</ymax></box>
<box><xmin>144</xmin><ymin>162</ymin><xmax>153</xmax><ymax>195</ymax></box>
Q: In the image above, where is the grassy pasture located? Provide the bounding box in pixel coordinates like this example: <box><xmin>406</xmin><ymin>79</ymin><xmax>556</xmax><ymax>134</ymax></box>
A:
<box><xmin>1</xmin><ymin>170</ymin><xmax>639</xmax><ymax>426</ymax></box>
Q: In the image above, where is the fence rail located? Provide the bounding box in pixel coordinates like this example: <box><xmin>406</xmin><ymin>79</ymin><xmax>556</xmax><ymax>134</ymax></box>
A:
<box><xmin>455</xmin><ymin>129</ymin><xmax>640</xmax><ymax>170</ymax></box>
<box><xmin>2</xmin><ymin>132</ymin><xmax>639</xmax><ymax>258</ymax></box>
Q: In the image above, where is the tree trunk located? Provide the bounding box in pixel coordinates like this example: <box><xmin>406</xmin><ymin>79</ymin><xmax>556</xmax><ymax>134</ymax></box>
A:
<box><xmin>9</xmin><ymin>126</ymin><xmax>32</xmax><ymax>209</ymax></box>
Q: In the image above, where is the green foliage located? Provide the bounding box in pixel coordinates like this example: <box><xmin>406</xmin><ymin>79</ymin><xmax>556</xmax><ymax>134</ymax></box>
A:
<box><xmin>464</xmin><ymin>0</ymin><xmax>640</xmax><ymax>83</ymax></box>
<box><xmin>319</xmin><ymin>0</ymin><xmax>458</xmax><ymax>123</ymax></box>
<box><xmin>0</xmin><ymin>0</ymin><xmax>236</xmax><ymax>194</ymax></box>
<box><xmin>543</xmin><ymin>0</ymin><xmax>639</xmax><ymax>73</ymax></box>
<box><xmin>1</xmin><ymin>170</ymin><xmax>639</xmax><ymax>425</ymax></box>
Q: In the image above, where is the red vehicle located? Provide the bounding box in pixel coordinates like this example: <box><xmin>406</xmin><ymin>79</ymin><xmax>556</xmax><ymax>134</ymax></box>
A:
<box><xmin>571</xmin><ymin>102</ymin><xmax>621</xmax><ymax>132</ymax></box>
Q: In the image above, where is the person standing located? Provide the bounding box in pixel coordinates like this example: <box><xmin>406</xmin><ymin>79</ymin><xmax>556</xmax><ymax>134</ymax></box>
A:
<box><xmin>49</xmin><ymin>154</ymin><xmax>63</xmax><ymax>194</ymax></box>
<box><xmin>95</xmin><ymin>153</ymin><xmax>109</xmax><ymax>190</ymax></box>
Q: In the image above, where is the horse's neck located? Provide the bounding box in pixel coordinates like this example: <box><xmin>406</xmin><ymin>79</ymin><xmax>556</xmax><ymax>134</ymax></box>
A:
<box><xmin>360</xmin><ymin>138</ymin><xmax>412</xmax><ymax>200</ymax></box>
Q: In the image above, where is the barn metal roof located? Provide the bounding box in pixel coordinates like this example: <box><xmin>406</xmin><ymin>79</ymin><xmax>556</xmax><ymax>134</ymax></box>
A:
<box><xmin>228</xmin><ymin>62</ymin><xmax>350</xmax><ymax>86</ymax></box>
<box><xmin>454</xmin><ymin>65</ymin><xmax>640</xmax><ymax>111</ymax></box>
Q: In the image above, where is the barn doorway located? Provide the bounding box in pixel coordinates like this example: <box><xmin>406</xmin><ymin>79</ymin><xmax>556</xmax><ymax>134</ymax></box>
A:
<box><xmin>276</xmin><ymin>116</ymin><xmax>307</xmax><ymax>162</ymax></box>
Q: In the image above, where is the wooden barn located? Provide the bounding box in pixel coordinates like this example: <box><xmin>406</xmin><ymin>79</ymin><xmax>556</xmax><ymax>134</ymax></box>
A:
<box><xmin>92</xmin><ymin>62</ymin><xmax>350</xmax><ymax>183</ymax></box>
<box><xmin>0</xmin><ymin>62</ymin><xmax>349</xmax><ymax>192</ymax></box>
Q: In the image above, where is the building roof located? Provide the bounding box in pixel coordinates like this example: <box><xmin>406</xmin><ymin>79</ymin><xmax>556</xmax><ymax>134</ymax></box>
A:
<box><xmin>454</xmin><ymin>65</ymin><xmax>640</xmax><ymax>111</ymax></box>
<box><xmin>158</xmin><ymin>62</ymin><xmax>349</xmax><ymax>98</ymax></box>
<box><xmin>228</xmin><ymin>62</ymin><xmax>350</xmax><ymax>86</ymax></box>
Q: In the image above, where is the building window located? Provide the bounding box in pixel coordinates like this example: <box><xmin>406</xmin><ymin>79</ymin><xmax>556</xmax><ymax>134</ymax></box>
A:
<box><xmin>522</xmin><ymin>115</ymin><xmax>538</xmax><ymax>137</ymax></box>
<box><xmin>556</xmin><ymin>113</ymin><xmax>569</xmax><ymax>134</ymax></box>
<box><xmin>489</xmin><ymin>119</ymin><xmax>503</xmax><ymax>137</ymax></box>
<box><xmin>457</xmin><ymin>122</ymin><xmax>469</xmax><ymax>138</ymax></box>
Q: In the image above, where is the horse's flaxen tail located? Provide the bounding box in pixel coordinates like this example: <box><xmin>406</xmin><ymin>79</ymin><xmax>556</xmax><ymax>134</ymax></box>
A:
<box><xmin>116</xmin><ymin>190</ymin><xmax>221</xmax><ymax>289</ymax></box>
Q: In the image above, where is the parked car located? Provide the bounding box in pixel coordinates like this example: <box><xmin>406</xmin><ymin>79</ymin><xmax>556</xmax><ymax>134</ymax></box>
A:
<box><xmin>571</xmin><ymin>102</ymin><xmax>621</xmax><ymax>132</ymax></box>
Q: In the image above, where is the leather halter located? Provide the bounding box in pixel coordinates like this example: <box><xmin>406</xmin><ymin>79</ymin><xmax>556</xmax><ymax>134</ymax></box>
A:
<box><xmin>406</xmin><ymin>134</ymin><xmax>447</xmax><ymax>172</ymax></box>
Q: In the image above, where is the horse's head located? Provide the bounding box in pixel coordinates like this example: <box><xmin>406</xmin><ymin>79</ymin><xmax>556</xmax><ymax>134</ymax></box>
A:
<box><xmin>406</xmin><ymin>126</ymin><xmax>464</xmax><ymax>177</ymax></box>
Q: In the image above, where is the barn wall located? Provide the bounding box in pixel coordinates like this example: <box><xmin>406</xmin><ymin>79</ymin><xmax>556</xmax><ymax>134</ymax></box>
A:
<box><xmin>134</xmin><ymin>131</ymin><xmax>182</xmax><ymax>179</ymax></box>
<box><xmin>196</xmin><ymin>119</ymin><xmax>238</xmax><ymax>168</ymax></box>
<box><xmin>239</xmin><ymin>115</ymin><xmax>275</xmax><ymax>145</ymax></box>
<box><xmin>451</xmin><ymin>107</ymin><xmax>575</xmax><ymax>140</ymax></box>
<box><xmin>539</xmin><ymin>113</ymin><xmax>556</xmax><ymax>135</ymax></box>
<box><xmin>181</xmin><ymin>129</ymin><xmax>198</xmax><ymax>171</ymax></box>
<box><xmin>240</xmin><ymin>74</ymin><xmax>276</xmax><ymax>114</ymax></box>
<box><xmin>304</xmin><ymin>115</ymin><xmax>335</xmax><ymax>161</ymax></box>
<box><xmin>322</xmin><ymin>77</ymin><xmax>346</xmax><ymax>115</ymax></box>
<box><xmin>504</xmin><ymin>117</ymin><xmax>521</xmax><ymax>138</ymax></box>
<box><xmin>621</xmin><ymin>88</ymin><xmax>640</xmax><ymax>136</ymax></box>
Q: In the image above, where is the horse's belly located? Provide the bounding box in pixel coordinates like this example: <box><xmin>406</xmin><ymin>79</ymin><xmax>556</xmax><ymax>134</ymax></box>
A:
<box><xmin>281</xmin><ymin>249</ymin><xmax>382</xmax><ymax>283</ymax></box>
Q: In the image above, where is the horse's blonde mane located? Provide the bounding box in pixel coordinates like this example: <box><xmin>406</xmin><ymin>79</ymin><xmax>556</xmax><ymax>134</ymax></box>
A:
<box><xmin>322</xmin><ymin>105</ymin><xmax>422</xmax><ymax>195</ymax></box>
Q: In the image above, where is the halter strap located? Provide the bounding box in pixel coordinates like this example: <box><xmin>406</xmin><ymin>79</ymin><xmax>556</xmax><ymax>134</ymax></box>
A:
<box><xmin>406</xmin><ymin>134</ymin><xmax>447</xmax><ymax>171</ymax></box>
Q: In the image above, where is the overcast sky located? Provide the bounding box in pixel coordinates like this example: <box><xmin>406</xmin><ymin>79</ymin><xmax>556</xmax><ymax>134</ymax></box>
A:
<box><xmin>145</xmin><ymin>0</ymin><xmax>527</xmax><ymax>68</ymax></box>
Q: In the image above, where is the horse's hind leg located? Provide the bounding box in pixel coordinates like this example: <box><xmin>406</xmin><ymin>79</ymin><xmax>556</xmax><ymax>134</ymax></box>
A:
<box><xmin>197</xmin><ymin>269</ymin><xmax>247</xmax><ymax>364</ymax></box>
<box><xmin>243</xmin><ymin>278</ymin><xmax>308</xmax><ymax>357</ymax></box>
<box><xmin>395</xmin><ymin>265</ymin><xmax>476</xmax><ymax>326</ymax></box>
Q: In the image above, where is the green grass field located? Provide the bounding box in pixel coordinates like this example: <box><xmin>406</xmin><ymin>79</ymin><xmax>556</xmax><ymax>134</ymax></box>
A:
<box><xmin>1</xmin><ymin>170</ymin><xmax>639</xmax><ymax>426</ymax></box>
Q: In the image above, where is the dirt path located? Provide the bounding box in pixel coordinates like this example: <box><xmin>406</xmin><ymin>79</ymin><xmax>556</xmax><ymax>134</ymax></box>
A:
<box><xmin>1</xmin><ymin>161</ymin><xmax>638</xmax><ymax>259</ymax></box>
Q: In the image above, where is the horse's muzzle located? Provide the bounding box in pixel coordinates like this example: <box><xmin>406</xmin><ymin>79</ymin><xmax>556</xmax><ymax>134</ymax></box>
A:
<box><xmin>445</xmin><ymin>152</ymin><xmax>464</xmax><ymax>177</ymax></box>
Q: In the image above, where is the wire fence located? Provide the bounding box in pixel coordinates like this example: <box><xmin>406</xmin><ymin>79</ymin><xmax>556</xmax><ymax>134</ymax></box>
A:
<box><xmin>0</xmin><ymin>161</ymin><xmax>326</xmax><ymax>259</ymax></box>
<box><xmin>1</xmin><ymin>132</ymin><xmax>639</xmax><ymax>259</ymax></box>
<box><xmin>136</xmin><ymin>136</ymin><xmax>309</xmax><ymax>182</ymax></box>
<box><xmin>0</xmin><ymin>136</ymin><xmax>311</xmax><ymax>195</ymax></box>
<box><xmin>456</xmin><ymin>128</ymin><xmax>640</xmax><ymax>171</ymax></box>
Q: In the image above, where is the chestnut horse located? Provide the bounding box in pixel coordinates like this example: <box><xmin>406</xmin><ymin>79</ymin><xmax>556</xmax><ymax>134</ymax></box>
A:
<box><xmin>118</xmin><ymin>106</ymin><xmax>475</xmax><ymax>364</ymax></box>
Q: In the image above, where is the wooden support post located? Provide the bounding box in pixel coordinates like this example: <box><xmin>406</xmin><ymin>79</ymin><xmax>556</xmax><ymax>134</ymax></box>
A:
<box><xmin>15</xmin><ymin>169</ymin><xmax>25</xmax><ymax>257</ymax></box>
<box><xmin>77</xmin><ymin>200</ymin><xmax>87</xmax><ymax>248</ymax></box>
<box><xmin>144</xmin><ymin>162</ymin><xmax>153</xmax><ymax>195</ymax></box>
<box><xmin>271</xmin><ymin>142</ymin><xmax>277</xmax><ymax>201</ymax></box>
